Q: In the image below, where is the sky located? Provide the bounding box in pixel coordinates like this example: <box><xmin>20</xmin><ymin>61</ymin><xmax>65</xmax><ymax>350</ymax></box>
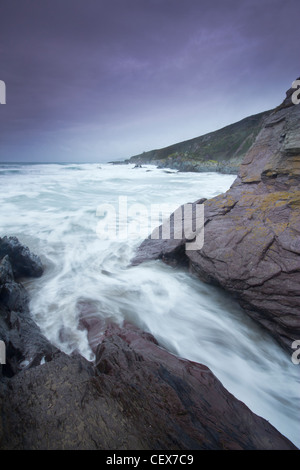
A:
<box><xmin>0</xmin><ymin>0</ymin><xmax>299</xmax><ymax>163</ymax></box>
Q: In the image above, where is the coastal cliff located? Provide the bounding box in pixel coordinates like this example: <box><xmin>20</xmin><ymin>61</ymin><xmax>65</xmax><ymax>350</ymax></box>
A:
<box><xmin>124</xmin><ymin>110</ymin><xmax>272</xmax><ymax>174</ymax></box>
<box><xmin>132</xmin><ymin>81</ymin><xmax>300</xmax><ymax>354</ymax></box>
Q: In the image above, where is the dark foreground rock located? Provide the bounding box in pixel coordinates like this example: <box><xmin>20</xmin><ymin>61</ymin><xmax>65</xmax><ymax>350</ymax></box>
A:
<box><xmin>0</xmin><ymin>236</ymin><xmax>44</xmax><ymax>279</ymax></box>
<box><xmin>0</xmin><ymin>321</ymin><xmax>297</xmax><ymax>450</ymax></box>
<box><xmin>131</xmin><ymin>81</ymin><xmax>300</xmax><ymax>354</ymax></box>
<box><xmin>0</xmin><ymin>239</ymin><xmax>57</xmax><ymax>377</ymax></box>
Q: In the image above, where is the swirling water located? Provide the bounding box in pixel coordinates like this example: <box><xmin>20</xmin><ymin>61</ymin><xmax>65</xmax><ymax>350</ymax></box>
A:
<box><xmin>0</xmin><ymin>162</ymin><xmax>299</xmax><ymax>447</ymax></box>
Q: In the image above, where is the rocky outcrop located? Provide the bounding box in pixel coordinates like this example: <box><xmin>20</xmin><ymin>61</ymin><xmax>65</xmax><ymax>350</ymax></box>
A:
<box><xmin>0</xmin><ymin>239</ymin><xmax>57</xmax><ymax>377</ymax></box>
<box><xmin>0</xmin><ymin>236</ymin><xmax>44</xmax><ymax>279</ymax></box>
<box><xmin>0</xmin><ymin>238</ymin><xmax>297</xmax><ymax>450</ymax></box>
<box><xmin>131</xmin><ymin>82</ymin><xmax>300</xmax><ymax>354</ymax></box>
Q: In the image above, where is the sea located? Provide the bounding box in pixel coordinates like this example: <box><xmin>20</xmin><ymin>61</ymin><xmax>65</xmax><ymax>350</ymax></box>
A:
<box><xmin>0</xmin><ymin>161</ymin><xmax>299</xmax><ymax>447</ymax></box>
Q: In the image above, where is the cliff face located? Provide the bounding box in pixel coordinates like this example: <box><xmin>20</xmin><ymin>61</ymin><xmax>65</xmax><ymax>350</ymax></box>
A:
<box><xmin>132</xmin><ymin>82</ymin><xmax>300</xmax><ymax>353</ymax></box>
<box><xmin>127</xmin><ymin>110</ymin><xmax>272</xmax><ymax>173</ymax></box>
<box><xmin>188</xmin><ymin>83</ymin><xmax>300</xmax><ymax>352</ymax></box>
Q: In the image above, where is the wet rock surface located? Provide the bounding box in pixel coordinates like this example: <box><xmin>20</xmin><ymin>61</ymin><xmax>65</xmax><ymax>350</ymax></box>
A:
<box><xmin>0</xmin><ymin>240</ymin><xmax>57</xmax><ymax>377</ymax></box>
<box><xmin>0</xmin><ymin>320</ymin><xmax>297</xmax><ymax>450</ymax></box>
<box><xmin>131</xmin><ymin>84</ymin><xmax>300</xmax><ymax>354</ymax></box>
<box><xmin>0</xmin><ymin>236</ymin><xmax>44</xmax><ymax>279</ymax></box>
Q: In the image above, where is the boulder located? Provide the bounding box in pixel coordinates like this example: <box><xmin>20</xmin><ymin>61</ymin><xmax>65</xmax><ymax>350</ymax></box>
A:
<box><xmin>0</xmin><ymin>243</ymin><xmax>57</xmax><ymax>377</ymax></box>
<box><xmin>0</xmin><ymin>236</ymin><xmax>44</xmax><ymax>279</ymax></box>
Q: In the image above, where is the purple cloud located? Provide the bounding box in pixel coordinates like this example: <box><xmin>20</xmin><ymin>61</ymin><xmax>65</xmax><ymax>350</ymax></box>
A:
<box><xmin>0</xmin><ymin>0</ymin><xmax>299</xmax><ymax>162</ymax></box>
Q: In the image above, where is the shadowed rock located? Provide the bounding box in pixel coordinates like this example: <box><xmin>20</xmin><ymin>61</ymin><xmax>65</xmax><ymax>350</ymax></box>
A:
<box><xmin>0</xmin><ymin>246</ymin><xmax>57</xmax><ymax>377</ymax></box>
<box><xmin>0</xmin><ymin>236</ymin><xmax>44</xmax><ymax>279</ymax></box>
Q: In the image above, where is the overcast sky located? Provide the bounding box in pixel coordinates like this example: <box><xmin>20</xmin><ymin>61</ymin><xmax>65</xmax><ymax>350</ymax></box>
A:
<box><xmin>0</xmin><ymin>0</ymin><xmax>299</xmax><ymax>163</ymax></box>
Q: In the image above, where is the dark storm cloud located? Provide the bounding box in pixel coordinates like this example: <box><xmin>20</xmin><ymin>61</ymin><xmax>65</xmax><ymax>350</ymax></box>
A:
<box><xmin>0</xmin><ymin>0</ymin><xmax>299</xmax><ymax>162</ymax></box>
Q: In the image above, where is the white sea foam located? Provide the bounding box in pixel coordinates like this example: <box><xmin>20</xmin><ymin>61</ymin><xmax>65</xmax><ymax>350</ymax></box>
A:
<box><xmin>0</xmin><ymin>162</ymin><xmax>299</xmax><ymax>447</ymax></box>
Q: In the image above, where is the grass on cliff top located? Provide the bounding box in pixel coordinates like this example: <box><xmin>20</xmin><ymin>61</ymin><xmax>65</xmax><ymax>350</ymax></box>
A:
<box><xmin>129</xmin><ymin>110</ymin><xmax>272</xmax><ymax>164</ymax></box>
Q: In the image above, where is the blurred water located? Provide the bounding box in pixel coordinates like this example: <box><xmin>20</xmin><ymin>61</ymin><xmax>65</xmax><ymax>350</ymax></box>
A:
<box><xmin>0</xmin><ymin>162</ymin><xmax>299</xmax><ymax>447</ymax></box>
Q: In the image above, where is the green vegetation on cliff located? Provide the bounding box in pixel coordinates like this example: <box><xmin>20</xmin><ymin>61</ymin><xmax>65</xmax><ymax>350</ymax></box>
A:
<box><xmin>126</xmin><ymin>110</ymin><xmax>273</xmax><ymax>173</ymax></box>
